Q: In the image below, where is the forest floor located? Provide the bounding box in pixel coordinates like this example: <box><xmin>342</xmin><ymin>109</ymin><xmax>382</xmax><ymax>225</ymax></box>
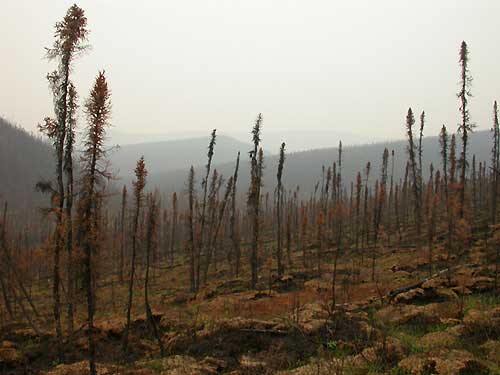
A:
<box><xmin>1</xmin><ymin>236</ymin><xmax>500</xmax><ymax>374</ymax></box>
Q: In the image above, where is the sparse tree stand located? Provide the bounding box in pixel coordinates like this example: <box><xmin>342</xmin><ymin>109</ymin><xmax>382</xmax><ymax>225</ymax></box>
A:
<box><xmin>0</xmin><ymin>202</ymin><xmax>40</xmax><ymax>333</ymax></box>
<box><xmin>203</xmin><ymin>176</ymin><xmax>234</xmax><ymax>282</ymax></box>
<box><xmin>77</xmin><ymin>71</ymin><xmax>112</xmax><ymax>375</ymax></box>
<box><xmin>123</xmin><ymin>157</ymin><xmax>147</xmax><ymax>356</ymax></box>
<box><xmin>41</xmin><ymin>4</ymin><xmax>88</xmax><ymax>358</ymax></box>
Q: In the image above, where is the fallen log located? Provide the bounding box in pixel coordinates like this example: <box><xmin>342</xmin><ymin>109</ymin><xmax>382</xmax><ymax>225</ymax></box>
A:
<box><xmin>239</xmin><ymin>328</ymin><xmax>288</xmax><ymax>336</ymax></box>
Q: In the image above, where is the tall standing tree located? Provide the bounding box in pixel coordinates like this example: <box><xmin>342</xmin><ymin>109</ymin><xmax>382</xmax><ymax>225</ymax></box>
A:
<box><xmin>439</xmin><ymin>125</ymin><xmax>451</xmax><ymax>253</ymax></box>
<box><xmin>64</xmin><ymin>82</ymin><xmax>78</xmax><ymax>339</ymax></box>
<box><xmin>492</xmin><ymin>101</ymin><xmax>500</xmax><ymax>224</ymax></box>
<box><xmin>457</xmin><ymin>41</ymin><xmax>474</xmax><ymax>218</ymax></box>
<box><xmin>78</xmin><ymin>71</ymin><xmax>112</xmax><ymax>375</ymax></box>
<box><xmin>332</xmin><ymin>141</ymin><xmax>344</xmax><ymax>305</ymax></box>
<box><xmin>42</xmin><ymin>4</ymin><xmax>89</xmax><ymax>355</ymax></box>
<box><xmin>197</xmin><ymin>130</ymin><xmax>217</xmax><ymax>291</ymax></box>
<box><xmin>362</xmin><ymin>162</ymin><xmax>371</xmax><ymax>249</ymax></box>
<box><xmin>406</xmin><ymin>108</ymin><xmax>422</xmax><ymax>249</ymax></box>
<box><xmin>230</xmin><ymin>152</ymin><xmax>241</xmax><ymax>276</ymax></box>
<box><xmin>123</xmin><ymin>157</ymin><xmax>147</xmax><ymax>354</ymax></box>
<box><xmin>418</xmin><ymin>111</ymin><xmax>425</xmax><ymax>198</ymax></box>
<box><xmin>354</xmin><ymin>171</ymin><xmax>362</xmax><ymax>251</ymax></box>
<box><xmin>170</xmin><ymin>192</ymin><xmax>178</xmax><ymax>266</ymax></box>
<box><xmin>144</xmin><ymin>193</ymin><xmax>165</xmax><ymax>355</ymax></box>
<box><xmin>276</xmin><ymin>142</ymin><xmax>286</xmax><ymax>277</ymax></box>
<box><xmin>186</xmin><ymin>167</ymin><xmax>197</xmax><ymax>292</ymax></box>
<box><xmin>119</xmin><ymin>186</ymin><xmax>127</xmax><ymax>283</ymax></box>
<box><xmin>248</xmin><ymin>114</ymin><xmax>263</xmax><ymax>289</ymax></box>
<box><xmin>373</xmin><ymin>148</ymin><xmax>389</xmax><ymax>247</ymax></box>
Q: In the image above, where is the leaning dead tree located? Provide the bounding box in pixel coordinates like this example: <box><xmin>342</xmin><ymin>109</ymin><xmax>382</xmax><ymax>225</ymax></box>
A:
<box><xmin>197</xmin><ymin>129</ymin><xmax>217</xmax><ymax>291</ymax></box>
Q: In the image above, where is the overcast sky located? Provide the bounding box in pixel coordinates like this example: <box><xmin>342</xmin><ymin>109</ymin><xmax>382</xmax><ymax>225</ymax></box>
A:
<box><xmin>2</xmin><ymin>0</ymin><xmax>500</xmax><ymax>151</ymax></box>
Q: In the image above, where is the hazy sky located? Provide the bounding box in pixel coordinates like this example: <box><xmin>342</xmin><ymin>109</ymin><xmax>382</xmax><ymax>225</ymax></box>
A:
<box><xmin>2</xmin><ymin>0</ymin><xmax>500</xmax><ymax>151</ymax></box>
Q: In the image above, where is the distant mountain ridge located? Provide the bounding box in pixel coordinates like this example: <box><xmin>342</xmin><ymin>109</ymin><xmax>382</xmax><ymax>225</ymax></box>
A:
<box><xmin>110</xmin><ymin>134</ymin><xmax>253</xmax><ymax>177</ymax></box>
<box><xmin>144</xmin><ymin>129</ymin><xmax>495</xmax><ymax>199</ymax></box>
<box><xmin>1</xmin><ymin>115</ymin><xmax>495</xmax><ymax>212</ymax></box>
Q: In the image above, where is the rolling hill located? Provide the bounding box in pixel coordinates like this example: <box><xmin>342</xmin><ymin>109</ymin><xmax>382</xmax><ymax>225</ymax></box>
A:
<box><xmin>110</xmin><ymin>135</ymin><xmax>252</xmax><ymax>177</ymax></box>
<box><xmin>144</xmin><ymin>129</ymin><xmax>495</xmax><ymax>200</ymax></box>
<box><xmin>2</xmin><ymin>115</ymin><xmax>495</xmax><ymax>212</ymax></box>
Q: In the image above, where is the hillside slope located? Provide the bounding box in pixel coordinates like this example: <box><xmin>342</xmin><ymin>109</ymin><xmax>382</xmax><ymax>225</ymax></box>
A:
<box><xmin>0</xmin><ymin>117</ymin><xmax>53</xmax><ymax>213</ymax></box>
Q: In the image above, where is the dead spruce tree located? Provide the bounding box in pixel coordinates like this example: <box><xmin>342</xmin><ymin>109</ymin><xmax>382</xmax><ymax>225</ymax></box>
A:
<box><xmin>427</xmin><ymin>166</ymin><xmax>439</xmax><ymax>276</ymax></box>
<box><xmin>41</xmin><ymin>4</ymin><xmax>88</xmax><ymax>354</ymax></box>
<box><xmin>406</xmin><ymin>108</ymin><xmax>422</xmax><ymax>250</ymax></box>
<box><xmin>203</xmin><ymin>176</ymin><xmax>234</xmax><ymax>282</ymax></box>
<box><xmin>0</xmin><ymin>203</ymin><xmax>40</xmax><ymax>332</ymax></box>
<box><xmin>362</xmin><ymin>162</ymin><xmax>371</xmax><ymax>249</ymax></box>
<box><xmin>230</xmin><ymin>152</ymin><xmax>241</xmax><ymax>276</ymax></box>
<box><xmin>418</xmin><ymin>112</ymin><xmax>425</xmax><ymax>197</ymax></box>
<box><xmin>276</xmin><ymin>142</ymin><xmax>286</xmax><ymax>277</ymax></box>
<box><xmin>248</xmin><ymin>114</ymin><xmax>263</xmax><ymax>289</ymax></box>
<box><xmin>440</xmin><ymin>125</ymin><xmax>452</xmax><ymax>260</ymax></box>
<box><xmin>197</xmin><ymin>129</ymin><xmax>216</xmax><ymax>291</ymax></box>
<box><xmin>170</xmin><ymin>192</ymin><xmax>178</xmax><ymax>266</ymax></box>
<box><xmin>64</xmin><ymin>83</ymin><xmax>77</xmax><ymax>339</ymax></box>
<box><xmin>119</xmin><ymin>185</ymin><xmax>127</xmax><ymax>283</ymax></box>
<box><xmin>373</xmin><ymin>149</ymin><xmax>389</xmax><ymax>248</ymax></box>
<box><xmin>354</xmin><ymin>171</ymin><xmax>362</xmax><ymax>251</ymax></box>
<box><xmin>201</xmin><ymin>170</ymin><xmax>222</xmax><ymax>283</ymax></box>
<box><xmin>144</xmin><ymin>193</ymin><xmax>165</xmax><ymax>355</ymax></box>
<box><xmin>332</xmin><ymin>141</ymin><xmax>344</xmax><ymax>306</ymax></box>
<box><xmin>371</xmin><ymin>148</ymin><xmax>389</xmax><ymax>281</ymax></box>
<box><xmin>187</xmin><ymin>166</ymin><xmax>197</xmax><ymax>292</ymax></box>
<box><xmin>491</xmin><ymin>101</ymin><xmax>500</xmax><ymax>224</ymax></box>
<box><xmin>78</xmin><ymin>71</ymin><xmax>112</xmax><ymax>375</ymax></box>
<box><xmin>457</xmin><ymin>41</ymin><xmax>474</xmax><ymax>218</ymax></box>
<box><xmin>123</xmin><ymin>156</ymin><xmax>147</xmax><ymax>355</ymax></box>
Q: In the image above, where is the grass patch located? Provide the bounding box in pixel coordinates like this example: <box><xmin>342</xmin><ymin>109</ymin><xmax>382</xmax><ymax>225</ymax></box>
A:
<box><xmin>139</xmin><ymin>359</ymin><xmax>164</xmax><ymax>373</ymax></box>
<box><xmin>387</xmin><ymin>322</ymin><xmax>451</xmax><ymax>354</ymax></box>
<box><xmin>463</xmin><ymin>292</ymin><xmax>500</xmax><ymax>312</ymax></box>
